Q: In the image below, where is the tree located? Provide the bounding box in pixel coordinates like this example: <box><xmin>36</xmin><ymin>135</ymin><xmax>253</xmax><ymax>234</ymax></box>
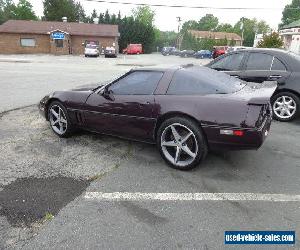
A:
<box><xmin>88</xmin><ymin>9</ymin><xmax>97</xmax><ymax>23</ymax></box>
<box><xmin>75</xmin><ymin>2</ymin><xmax>87</xmax><ymax>23</ymax></box>
<box><xmin>281</xmin><ymin>0</ymin><xmax>300</xmax><ymax>27</ymax></box>
<box><xmin>0</xmin><ymin>0</ymin><xmax>16</xmax><ymax>24</ymax></box>
<box><xmin>0</xmin><ymin>0</ymin><xmax>38</xmax><ymax>23</ymax></box>
<box><xmin>117</xmin><ymin>11</ymin><xmax>121</xmax><ymax>24</ymax></box>
<box><xmin>233</xmin><ymin>18</ymin><xmax>270</xmax><ymax>47</ymax></box>
<box><xmin>215</xmin><ymin>23</ymin><xmax>234</xmax><ymax>33</ymax></box>
<box><xmin>119</xmin><ymin>15</ymin><xmax>155</xmax><ymax>53</ymax></box>
<box><xmin>43</xmin><ymin>0</ymin><xmax>83</xmax><ymax>22</ymax></box>
<box><xmin>198</xmin><ymin>14</ymin><xmax>219</xmax><ymax>31</ymax></box>
<box><xmin>12</xmin><ymin>0</ymin><xmax>37</xmax><ymax>20</ymax></box>
<box><xmin>181</xmin><ymin>14</ymin><xmax>219</xmax><ymax>33</ymax></box>
<box><xmin>98</xmin><ymin>13</ymin><xmax>104</xmax><ymax>23</ymax></box>
<box><xmin>104</xmin><ymin>9</ymin><xmax>110</xmax><ymax>23</ymax></box>
<box><xmin>181</xmin><ymin>20</ymin><xmax>199</xmax><ymax>33</ymax></box>
<box><xmin>256</xmin><ymin>20</ymin><xmax>271</xmax><ymax>34</ymax></box>
<box><xmin>132</xmin><ymin>6</ymin><xmax>154</xmax><ymax>26</ymax></box>
<box><xmin>110</xmin><ymin>13</ymin><xmax>117</xmax><ymax>24</ymax></box>
<box><xmin>153</xmin><ymin>30</ymin><xmax>177</xmax><ymax>49</ymax></box>
<box><xmin>257</xmin><ymin>32</ymin><xmax>284</xmax><ymax>48</ymax></box>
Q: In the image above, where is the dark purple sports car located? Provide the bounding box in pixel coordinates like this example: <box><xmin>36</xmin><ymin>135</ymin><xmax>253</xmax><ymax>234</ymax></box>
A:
<box><xmin>39</xmin><ymin>65</ymin><xmax>276</xmax><ymax>170</ymax></box>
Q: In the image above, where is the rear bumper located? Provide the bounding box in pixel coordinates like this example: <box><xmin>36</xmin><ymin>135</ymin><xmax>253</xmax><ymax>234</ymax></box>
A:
<box><xmin>204</xmin><ymin>116</ymin><xmax>272</xmax><ymax>151</ymax></box>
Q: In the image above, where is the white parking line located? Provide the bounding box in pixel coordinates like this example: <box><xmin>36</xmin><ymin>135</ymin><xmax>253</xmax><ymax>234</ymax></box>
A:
<box><xmin>84</xmin><ymin>192</ymin><xmax>300</xmax><ymax>202</ymax></box>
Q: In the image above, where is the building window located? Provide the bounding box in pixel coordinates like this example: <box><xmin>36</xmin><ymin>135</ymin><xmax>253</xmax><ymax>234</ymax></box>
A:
<box><xmin>20</xmin><ymin>38</ymin><xmax>36</xmax><ymax>47</ymax></box>
<box><xmin>55</xmin><ymin>39</ymin><xmax>64</xmax><ymax>48</ymax></box>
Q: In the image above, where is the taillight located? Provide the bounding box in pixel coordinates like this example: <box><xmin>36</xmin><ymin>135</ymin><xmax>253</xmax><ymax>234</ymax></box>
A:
<box><xmin>220</xmin><ymin>129</ymin><xmax>244</xmax><ymax>136</ymax></box>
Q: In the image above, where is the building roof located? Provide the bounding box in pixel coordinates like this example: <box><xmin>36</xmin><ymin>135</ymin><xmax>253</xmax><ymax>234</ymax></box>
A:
<box><xmin>189</xmin><ymin>30</ymin><xmax>242</xmax><ymax>41</ymax></box>
<box><xmin>282</xmin><ymin>19</ymin><xmax>300</xmax><ymax>29</ymax></box>
<box><xmin>0</xmin><ymin>20</ymin><xmax>119</xmax><ymax>37</ymax></box>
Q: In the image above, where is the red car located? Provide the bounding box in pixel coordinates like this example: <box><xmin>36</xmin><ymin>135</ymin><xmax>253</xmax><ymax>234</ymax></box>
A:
<box><xmin>212</xmin><ymin>46</ymin><xmax>228</xmax><ymax>59</ymax></box>
<box><xmin>123</xmin><ymin>44</ymin><xmax>143</xmax><ymax>55</ymax></box>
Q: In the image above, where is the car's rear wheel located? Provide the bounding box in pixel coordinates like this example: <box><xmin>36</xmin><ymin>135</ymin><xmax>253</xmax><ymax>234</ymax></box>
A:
<box><xmin>157</xmin><ymin>117</ymin><xmax>208</xmax><ymax>170</ymax></box>
<box><xmin>48</xmin><ymin>101</ymin><xmax>73</xmax><ymax>137</ymax></box>
<box><xmin>271</xmin><ymin>92</ymin><xmax>299</xmax><ymax>122</ymax></box>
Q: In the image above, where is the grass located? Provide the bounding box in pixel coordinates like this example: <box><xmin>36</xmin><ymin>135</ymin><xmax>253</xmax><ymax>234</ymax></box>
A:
<box><xmin>44</xmin><ymin>212</ymin><xmax>54</xmax><ymax>221</ymax></box>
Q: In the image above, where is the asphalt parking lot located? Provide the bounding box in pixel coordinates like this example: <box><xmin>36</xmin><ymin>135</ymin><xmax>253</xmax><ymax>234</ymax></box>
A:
<box><xmin>0</xmin><ymin>54</ymin><xmax>299</xmax><ymax>249</ymax></box>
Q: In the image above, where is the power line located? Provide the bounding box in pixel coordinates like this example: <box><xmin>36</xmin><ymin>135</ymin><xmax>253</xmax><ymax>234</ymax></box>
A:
<box><xmin>83</xmin><ymin>0</ymin><xmax>299</xmax><ymax>11</ymax></box>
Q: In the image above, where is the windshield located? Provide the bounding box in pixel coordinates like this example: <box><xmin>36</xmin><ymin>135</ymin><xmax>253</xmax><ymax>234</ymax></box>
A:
<box><xmin>86</xmin><ymin>44</ymin><xmax>97</xmax><ymax>49</ymax></box>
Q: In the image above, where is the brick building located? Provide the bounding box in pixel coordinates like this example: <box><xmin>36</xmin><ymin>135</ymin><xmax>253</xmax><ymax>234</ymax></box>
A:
<box><xmin>189</xmin><ymin>30</ymin><xmax>242</xmax><ymax>46</ymax></box>
<box><xmin>0</xmin><ymin>20</ymin><xmax>119</xmax><ymax>55</ymax></box>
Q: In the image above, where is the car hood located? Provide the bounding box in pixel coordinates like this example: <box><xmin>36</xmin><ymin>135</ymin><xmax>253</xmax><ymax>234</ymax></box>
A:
<box><xmin>71</xmin><ymin>84</ymin><xmax>101</xmax><ymax>91</ymax></box>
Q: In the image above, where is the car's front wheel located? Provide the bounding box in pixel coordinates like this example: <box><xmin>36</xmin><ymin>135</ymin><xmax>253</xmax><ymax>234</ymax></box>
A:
<box><xmin>271</xmin><ymin>92</ymin><xmax>300</xmax><ymax>122</ymax></box>
<box><xmin>48</xmin><ymin>101</ymin><xmax>74</xmax><ymax>137</ymax></box>
<box><xmin>157</xmin><ymin>117</ymin><xmax>208</xmax><ymax>170</ymax></box>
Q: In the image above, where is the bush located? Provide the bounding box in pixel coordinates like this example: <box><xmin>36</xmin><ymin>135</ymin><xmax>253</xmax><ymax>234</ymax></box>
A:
<box><xmin>257</xmin><ymin>32</ymin><xmax>284</xmax><ymax>48</ymax></box>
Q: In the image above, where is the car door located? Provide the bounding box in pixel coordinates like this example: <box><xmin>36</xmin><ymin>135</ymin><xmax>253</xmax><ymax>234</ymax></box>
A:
<box><xmin>268</xmin><ymin>56</ymin><xmax>291</xmax><ymax>86</ymax></box>
<box><xmin>83</xmin><ymin>70</ymin><xmax>164</xmax><ymax>141</ymax></box>
<box><xmin>243</xmin><ymin>52</ymin><xmax>291</xmax><ymax>84</ymax></box>
<box><xmin>208</xmin><ymin>52</ymin><xmax>248</xmax><ymax>80</ymax></box>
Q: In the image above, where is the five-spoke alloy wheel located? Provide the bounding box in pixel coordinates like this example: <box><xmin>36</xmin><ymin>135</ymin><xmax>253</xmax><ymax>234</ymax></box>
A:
<box><xmin>157</xmin><ymin>117</ymin><xmax>208</xmax><ymax>170</ymax></box>
<box><xmin>271</xmin><ymin>92</ymin><xmax>299</xmax><ymax>122</ymax></box>
<box><xmin>48</xmin><ymin>101</ymin><xmax>73</xmax><ymax>137</ymax></box>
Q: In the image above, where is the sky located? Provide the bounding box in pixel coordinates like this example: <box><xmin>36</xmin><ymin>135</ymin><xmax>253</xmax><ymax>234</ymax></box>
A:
<box><xmin>25</xmin><ymin>0</ymin><xmax>292</xmax><ymax>31</ymax></box>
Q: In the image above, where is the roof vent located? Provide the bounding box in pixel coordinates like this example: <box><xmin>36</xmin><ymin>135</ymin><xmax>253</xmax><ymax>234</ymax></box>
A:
<box><xmin>62</xmin><ymin>17</ymin><xmax>67</xmax><ymax>22</ymax></box>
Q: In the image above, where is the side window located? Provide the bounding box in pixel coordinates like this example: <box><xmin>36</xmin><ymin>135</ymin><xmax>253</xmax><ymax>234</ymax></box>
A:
<box><xmin>109</xmin><ymin>71</ymin><xmax>163</xmax><ymax>95</ymax></box>
<box><xmin>210</xmin><ymin>53</ymin><xmax>244</xmax><ymax>71</ymax></box>
<box><xmin>271</xmin><ymin>57</ymin><xmax>287</xmax><ymax>71</ymax></box>
<box><xmin>20</xmin><ymin>38</ymin><xmax>36</xmax><ymax>47</ymax></box>
<box><xmin>246</xmin><ymin>53</ymin><xmax>273</xmax><ymax>71</ymax></box>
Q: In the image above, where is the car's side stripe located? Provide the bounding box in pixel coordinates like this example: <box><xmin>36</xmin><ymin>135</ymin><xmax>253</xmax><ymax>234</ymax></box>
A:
<box><xmin>67</xmin><ymin>108</ymin><xmax>157</xmax><ymax>121</ymax></box>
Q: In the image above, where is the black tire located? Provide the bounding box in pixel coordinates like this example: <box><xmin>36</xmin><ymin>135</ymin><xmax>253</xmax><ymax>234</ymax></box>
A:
<box><xmin>157</xmin><ymin>117</ymin><xmax>208</xmax><ymax>170</ymax></box>
<box><xmin>47</xmin><ymin>101</ymin><xmax>74</xmax><ymax>138</ymax></box>
<box><xmin>271</xmin><ymin>92</ymin><xmax>300</xmax><ymax>122</ymax></box>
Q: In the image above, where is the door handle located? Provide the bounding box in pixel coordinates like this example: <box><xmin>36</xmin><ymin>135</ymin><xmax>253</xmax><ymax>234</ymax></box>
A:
<box><xmin>139</xmin><ymin>101</ymin><xmax>150</xmax><ymax>107</ymax></box>
<box><xmin>269</xmin><ymin>75</ymin><xmax>282</xmax><ymax>80</ymax></box>
<box><xmin>232</xmin><ymin>75</ymin><xmax>240</xmax><ymax>78</ymax></box>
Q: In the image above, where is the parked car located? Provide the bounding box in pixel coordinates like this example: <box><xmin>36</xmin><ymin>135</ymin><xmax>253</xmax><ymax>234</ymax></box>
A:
<box><xmin>180</xmin><ymin>50</ymin><xmax>195</xmax><ymax>57</ymax></box>
<box><xmin>39</xmin><ymin>65</ymin><xmax>275</xmax><ymax>170</ymax></box>
<box><xmin>84</xmin><ymin>44</ymin><xmax>99</xmax><ymax>57</ymax></box>
<box><xmin>170</xmin><ymin>48</ymin><xmax>181</xmax><ymax>56</ymax></box>
<box><xmin>161</xmin><ymin>47</ymin><xmax>176</xmax><ymax>56</ymax></box>
<box><xmin>123</xmin><ymin>44</ymin><xmax>143</xmax><ymax>55</ymax></box>
<box><xmin>194</xmin><ymin>50</ymin><xmax>212</xmax><ymax>59</ymax></box>
<box><xmin>212</xmin><ymin>46</ymin><xmax>228</xmax><ymax>59</ymax></box>
<box><xmin>104</xmin><ymin>47</ymin><xmax>117</xmax><ymax>58</ymax></box>
<box><xmin>206</xmin><ymin>48</ymin><xmax>300</xmax><ymax>121</ymax></box>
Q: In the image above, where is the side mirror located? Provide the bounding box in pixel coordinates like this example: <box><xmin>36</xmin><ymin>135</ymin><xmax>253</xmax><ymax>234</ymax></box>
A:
<box><xmin>102</xmin><ymin>88</ymin><xmax>115</xmax><ymax>101</ymax></box>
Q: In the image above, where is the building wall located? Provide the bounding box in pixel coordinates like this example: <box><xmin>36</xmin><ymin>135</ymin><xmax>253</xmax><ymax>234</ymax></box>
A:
<box><xmin>0</xmin><ymin>33</ymin><xmax>50</xmax><ymax>54</ymax></box>
<box><xmin>0</xmin><ymin>33</ymin><xmax>119</xmax><ymax>55</ymax></box>
<box><xmin>71</xmin><ymin>36</ymin><xmax>118</xmax><ymax>55</ymax></box>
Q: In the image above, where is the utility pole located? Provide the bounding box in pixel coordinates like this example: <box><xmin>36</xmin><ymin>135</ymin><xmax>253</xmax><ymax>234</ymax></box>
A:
<box><xmin>240</xmin><ymin>17</ymin><xmax>244</xmax><ymax>46</ymax></box>
<box><xmin>176</xmin><ymin>17</ymin><xmax>182</xmax><ymax>50</ymax></box>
